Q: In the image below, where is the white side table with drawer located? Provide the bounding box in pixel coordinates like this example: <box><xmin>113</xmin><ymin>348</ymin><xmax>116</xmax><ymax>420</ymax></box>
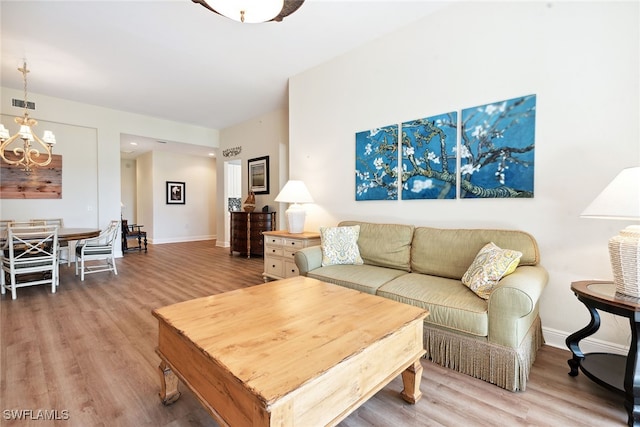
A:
<box><xmin>262</xmin><ymin>231</ymin><xmax>321</xmax><ymax>281</ymax></box>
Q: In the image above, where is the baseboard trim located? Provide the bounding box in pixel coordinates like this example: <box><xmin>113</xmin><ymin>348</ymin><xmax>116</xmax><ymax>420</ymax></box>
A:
<box><xmin>151</xmin><ymin>235</ymin><xmax>216</xmax><ymax>245</ymax></box>
<box><xmin>542</xmin><ymin>326</ymin><xmax>628</xmax><ymax>356</ymax></box>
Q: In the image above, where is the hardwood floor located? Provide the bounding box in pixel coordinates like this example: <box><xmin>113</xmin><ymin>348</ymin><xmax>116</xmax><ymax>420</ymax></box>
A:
<box><xmin>0</xmin><ymin>241</ymin><xmax>627</xmax><ymax>426</ymax></box>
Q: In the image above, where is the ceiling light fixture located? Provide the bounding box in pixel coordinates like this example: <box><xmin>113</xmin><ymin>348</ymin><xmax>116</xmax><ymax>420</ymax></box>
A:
<box><xmin>192</xmin><ymin>0</ymin><xmax>304</xmax><ymax>23</ymax></box>
<box><xmin>0</xmin><ymin>61</ymin><xmax>56</xmax><ymax>174</ymax></box>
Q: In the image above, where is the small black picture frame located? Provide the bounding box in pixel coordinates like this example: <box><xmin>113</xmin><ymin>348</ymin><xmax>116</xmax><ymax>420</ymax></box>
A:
<box><xmin>248</xmin><ymin>156</ymin><xmax>269</xmax><ymax>195</ymax></box>
<box><xmin>166</xmin><ymin>181</ymin><xmax>185</xmax><ymax>204</ymax></box>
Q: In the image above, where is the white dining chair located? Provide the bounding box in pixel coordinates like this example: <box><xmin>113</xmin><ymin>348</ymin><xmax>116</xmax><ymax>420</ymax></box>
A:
<box><xmin>32</xmin><ymin>218</ymin><xmax>70</xmax><ymax>266</ymax></box>
<box><xmin>0</xmin><ymin>219</ymin><xmax>13</xmax><ymax>232</ymax></box>
<box><xmin>8</xmin><ymin>220</ymin><xmax>46</xmax><ymax>228</ymax></box>
<box><xmin>75</xmin><ymin>220</ymin><xmax>120</xmax><ymax>281</ymax></box>
<box><xmin>1</xmin><ymin>225</ymin><xmax>59</xmax><ymax>300</ymax></box>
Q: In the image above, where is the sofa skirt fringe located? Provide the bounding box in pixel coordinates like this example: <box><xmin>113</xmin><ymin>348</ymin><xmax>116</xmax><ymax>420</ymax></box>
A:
<box><xmin>423</xmin><ymin>316</ymin><xmax>544</xmax><ymax>392</ymax></box>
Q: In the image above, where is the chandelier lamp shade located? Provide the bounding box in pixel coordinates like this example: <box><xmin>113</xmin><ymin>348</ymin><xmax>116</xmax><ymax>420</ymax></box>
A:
<box><xmin>274</xmin><ymin>180</ymin><xmax>314</xmax><ymax>234</ymax></box>
<box><xmin>581</xmin><ymin>166</ymin><xmax>640</xmax><ymax>297</ymax></box>
<box><xmin>191</xmin><ymin>0</ymin><xmax>304</xmax><ymax>23</ymax></box>
<box><xmin>0</xmin><ymin>61</ymin><xmax>56</xmax><ymax>174</ymax></box>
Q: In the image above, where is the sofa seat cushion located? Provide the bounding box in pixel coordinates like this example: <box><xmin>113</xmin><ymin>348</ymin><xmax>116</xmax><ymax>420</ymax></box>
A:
<box><xmin>307</xmin><ymin>264</ymin><xmax>408</xmax><ymax>295</ymax></box>
<box><xmin>377</xmin><ymin>273</ymin><xmax>488</xmax><ymax>337</ymax></box>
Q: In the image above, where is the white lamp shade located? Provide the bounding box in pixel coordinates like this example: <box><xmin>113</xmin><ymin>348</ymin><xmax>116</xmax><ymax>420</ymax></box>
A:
<box><xmin>581</xmin><ymin>167</ymin><xmax>640</xmax><ymax>220</ymax></box>
<box><xmin>274</xmin><ymin>180</ymin><xmax>314</xmax><ymax>204</ymax></box>
<box><xmin>42</xmin><ymin>130</ymin><xmax>56</xmax><ymax>144</ymax></box>
<box><xmin>275</xmin><ymin>180</ymin><xmax>313</xmax><ymax>233</ymax></box>
<box><xmin>0</xmin><ymin>125</ymin><xmax>10</xmax><ymax>139</ymax></box>
<box><xmin>206</xmin><ymin>0</ymin><xmax>284</xmax><ymax>23</ymax></box>
<box><xmin>19</xmin><ymin>125</ymin><xmax>33</xmax><ymax>141</ymax></box>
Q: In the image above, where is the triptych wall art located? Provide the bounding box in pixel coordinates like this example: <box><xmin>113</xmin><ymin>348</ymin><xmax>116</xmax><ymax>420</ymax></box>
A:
<box><xmin>355</xmin><ymin>94</ymin><xmax>536</xmax><ymax>201</ymax></box>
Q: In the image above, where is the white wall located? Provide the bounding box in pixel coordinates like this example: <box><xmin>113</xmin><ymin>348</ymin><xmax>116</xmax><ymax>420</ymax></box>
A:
<box><xmin>150</xmin><ymin>150</ymin><xmax>216</xmax><ymax>244</ymax></box>
<box><xmin>216</xmin><ymin>108</ymin><xmax>289</xmax><ymax>246</ymax></box>
<box><xmin>1</xmin><ymin>116</ymin><xmax>98</xmax><ymax>227</ymax></box>
<box><xmin>137</xmin><ymin>152</ymin><xmax>154</xmax><ymax>242</ymax></box>
<box><xmin>0</xmin><ymin>87</ymin><xmax>218</xmax><ymax>250</ymax></box>
<box><xmin>121</xmin><ymin>151</ymin><xmax>216</xmax><ymax>243</ymax></box>
<box><xmin>289</xmin><ymin>2</ymin><xmax>639</xmax><ymax>350</ymax></box>
<box><xmin>120</xmin><ymin>158</ymin><xmax>137</xmax><ymax>221</ymax></box>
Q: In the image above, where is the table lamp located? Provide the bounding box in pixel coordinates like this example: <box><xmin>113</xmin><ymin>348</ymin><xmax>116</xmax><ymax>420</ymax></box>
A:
<box><xmin>274</xmin><ymin>180</ymin><xmax>313</xmax><ymax>233</ymax></box>
<box><xmin>581</xmin><ymin>166</ymin><xmax>640</xmax><ymax>297</ymax></box>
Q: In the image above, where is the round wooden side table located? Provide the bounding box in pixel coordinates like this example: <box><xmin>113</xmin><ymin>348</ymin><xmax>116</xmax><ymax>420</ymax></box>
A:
<box><xmin>566</xmin><ymin>280</ymin><xmax>640</xmax><ymax>427</ymax></box>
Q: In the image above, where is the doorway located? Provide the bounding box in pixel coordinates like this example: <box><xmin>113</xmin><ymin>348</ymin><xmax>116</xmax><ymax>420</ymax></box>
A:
<box><xmin>223</xmin><ymin>160</ymin><xmax>241</xmax><ymax>247</ymax></box>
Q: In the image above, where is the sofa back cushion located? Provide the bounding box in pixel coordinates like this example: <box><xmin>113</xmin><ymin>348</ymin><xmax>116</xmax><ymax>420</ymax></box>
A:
<box><xmin>339</xmin><ymin>221</ymin><xmax>414</xmax><ymax>271</ymax></box>
<box><xmin>411</xmin><ymin>227</ymin><xmax>540</xmax><ymax>279</ymax></box>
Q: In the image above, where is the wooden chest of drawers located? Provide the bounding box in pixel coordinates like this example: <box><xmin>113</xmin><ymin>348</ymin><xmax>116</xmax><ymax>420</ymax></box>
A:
<box><xmin>262</xmin><ymin>231</ymin><xmax>321</xmax><ymax>281</ymax></box>
<box><xmin>230</xmin><ymin>212</ymin><xmax>276</xmax><ymax>258</ymax></box>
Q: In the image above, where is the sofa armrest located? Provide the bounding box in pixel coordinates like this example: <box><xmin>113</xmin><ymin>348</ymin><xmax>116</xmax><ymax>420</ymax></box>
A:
<box><xmin>487</xmin><ymin>265</ymin><xmax>549</xmax><ymax>348</ymax></box>
<box><xmin>294</xmin><ymin>246</ymin><xmax>323</xmax><ymax>276</ymax></box>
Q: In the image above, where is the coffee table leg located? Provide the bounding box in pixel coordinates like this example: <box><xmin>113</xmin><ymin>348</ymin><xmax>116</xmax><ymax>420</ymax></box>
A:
<box><xmin>158</xmin><ymin>361</ymin><xmax>181</xmax><ymax>405</ymax></box>
<box><xmin>400</xmin><ymin>358</ymin><xmax>423</xmax><ymax>404</ymax></box>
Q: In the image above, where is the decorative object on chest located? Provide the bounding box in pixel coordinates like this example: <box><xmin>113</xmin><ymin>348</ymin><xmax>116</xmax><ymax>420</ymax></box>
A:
<box><xmin>262</xmin><ymin>230</ymin><xmax>320</xmax><ymax>281</ymax></box>
<box><xmin>228</xmin><ymin>197</ymin><xmax>241</xmax><ymax>212</ymax></box>
<box><xmin>230</xmin><ymin>211</ymin><xmax>275</xmax><ymax>258</ymax></box>
<box><xmin>243</xmin><ymin>191</ymin><xmax>256</xmax><ymax>212</ymax></box>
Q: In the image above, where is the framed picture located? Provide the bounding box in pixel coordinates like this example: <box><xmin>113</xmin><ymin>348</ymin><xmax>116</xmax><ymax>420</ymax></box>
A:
<box><xmin>166</xmin><ymin>181</ymin><xmax>185</xmax><ymax>204</ymax></box>
<box><xmin>248</xmin><ymin>156</ymin><xmax>269</xmax><ymax>195</ymax></box>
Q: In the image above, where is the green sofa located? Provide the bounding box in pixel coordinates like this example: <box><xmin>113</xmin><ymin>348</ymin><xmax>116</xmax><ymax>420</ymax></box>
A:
<box><xmin>294</xmin><ymin>221</ymin><xmax>548</xmax><ymax>391</ymax></box>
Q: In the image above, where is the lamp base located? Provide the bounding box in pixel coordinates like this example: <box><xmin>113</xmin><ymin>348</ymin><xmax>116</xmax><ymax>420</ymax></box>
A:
<box><xmin>609</xmin><ymin>225</ymin><xmax>640</xmax><ymax>297</ymax></box>
<box><xmin>285</xmin><ymin>204</ymin><xmax>306</xmax><ymax>234</ymax></box>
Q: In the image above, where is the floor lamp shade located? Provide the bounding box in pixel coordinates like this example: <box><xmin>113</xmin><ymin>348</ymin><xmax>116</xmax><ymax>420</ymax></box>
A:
<box><xmin>581</xmin><ymin>167</ymin><xmax>640</xmax><ymax>297</ymax></box>
<box><xmin>275</xmin><ymin>180</ymin><xmax>313</xmax><ymax>233</ymax></box>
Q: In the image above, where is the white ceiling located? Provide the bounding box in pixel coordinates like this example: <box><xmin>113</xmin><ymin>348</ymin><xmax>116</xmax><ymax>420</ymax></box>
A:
<box><xmin>1</xmin><ymin>0</ymin><xmax>447</xmax><ymax>158</ymax></box>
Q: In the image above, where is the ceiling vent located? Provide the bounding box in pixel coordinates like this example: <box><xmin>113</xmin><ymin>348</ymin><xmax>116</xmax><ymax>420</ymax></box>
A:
<box><xmin>12</xmin><ymin>99</ymin><xmax>35</xmax><ymax>110</ymax></box>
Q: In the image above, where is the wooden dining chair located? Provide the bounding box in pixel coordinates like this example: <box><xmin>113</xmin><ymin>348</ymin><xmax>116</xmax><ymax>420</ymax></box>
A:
<box><xmin>121</xmin><ymin>219</ymin><xmax>148</xmax><ymax>253</ymax></box>
<box><xmin>1</xmin><ymin>225</ymin><xmax>59</xmax><ymax>300</ymax></box>
<box><xmin>75</xmin><ymin>220</ymin><xmax>120</xmax><ymax>281</ymax></box>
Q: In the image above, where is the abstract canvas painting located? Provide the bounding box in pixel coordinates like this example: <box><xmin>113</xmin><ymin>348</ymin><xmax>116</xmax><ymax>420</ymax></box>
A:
<box><xmin>355</xmin><ymin>124</ymin><xmax>398</xmax><ymax>201</ymax></box>
<box><xmin>460</xmin><ymin>95</ymin><xmax>536</xmax><ymax>198</ymax></box>
<box><xmin>401</xmin><ymin>112</ymin><xmax>457</xmax><ymax>199</ymax></box>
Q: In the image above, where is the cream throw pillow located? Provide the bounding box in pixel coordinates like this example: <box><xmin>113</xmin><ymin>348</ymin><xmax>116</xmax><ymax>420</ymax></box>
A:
<box><xmin>320</xmin><ymin>225</ymin><xmax>364</xmax><ymax>266</ymax></box>
<box><xmin>462</xmin><ymin>242</ymin><xmax>522</xmax><ymax>299</ymax></box>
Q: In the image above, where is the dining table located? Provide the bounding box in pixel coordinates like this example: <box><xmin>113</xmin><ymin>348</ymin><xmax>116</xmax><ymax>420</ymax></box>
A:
<box><xmin>55</xmin><ymin>227</ymin><xmax>101</xmax><ymax>243</ymax></box>
<box><xmin>0</xmin><ymin>227</ymin><xmax>102</xmax><ymax>270</ymax></box>
<box><xmin>0</xmin><ymin>227</ymin><xmax>100</xmax><ymax>243</ymax></box>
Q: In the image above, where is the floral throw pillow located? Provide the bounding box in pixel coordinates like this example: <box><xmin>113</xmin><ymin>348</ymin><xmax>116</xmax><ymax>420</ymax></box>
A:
<box><xmin>462</xmin><ymin>242</ymin><xmax>522</xmax><ymax>299</ymax></box>
<box><xmin>320</xmin><ymin>225</ymin><xmax>364</xmax><ymax>266</ymax></box>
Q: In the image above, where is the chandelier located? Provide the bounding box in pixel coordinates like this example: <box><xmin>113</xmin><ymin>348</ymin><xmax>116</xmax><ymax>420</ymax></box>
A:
<box><xmin>192</xmin><ymin>0</ymin><xmax>304</xmax><ymax>23</ymax></box>
<box><xmin>0</xmin><ymin>61</ymin><xmax>56</xmax><ymax>174</ymax></box>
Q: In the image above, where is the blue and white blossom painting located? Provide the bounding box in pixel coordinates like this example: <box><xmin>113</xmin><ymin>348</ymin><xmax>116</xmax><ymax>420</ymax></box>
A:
<box><xmin>460</xmin><ymin>95</ymin><xmax>536</xmax><ymax>198</ymax></box>
<box><xmin>401</xmin><ymin>112</ymin><xmax>457</xmax><ymax>199</ymax></box>
<box><xmin>355</xmin><ymin>124</ymin><xmax>398</xmax><ymax>201</ymax></box>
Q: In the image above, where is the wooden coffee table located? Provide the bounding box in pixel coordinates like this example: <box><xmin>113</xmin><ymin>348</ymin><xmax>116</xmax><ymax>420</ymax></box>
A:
<box><xmin>152</xmin><ymin>276</ymin><xmax>429</xmax><ymax>427</ymax></box>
